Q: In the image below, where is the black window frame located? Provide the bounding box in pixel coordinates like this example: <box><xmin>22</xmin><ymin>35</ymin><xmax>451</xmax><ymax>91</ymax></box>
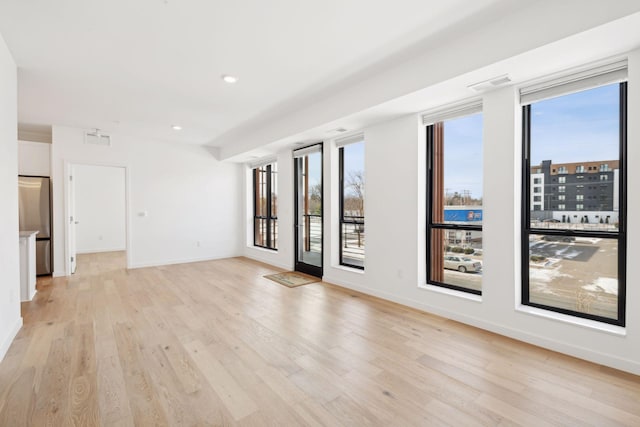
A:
<box><xmin>338</xmin><ymin>144</ymin><xmax>365</xmax><ymax>270</ymax></box>
<box><xmin>426</xmin><ymin>119</ymin><xmax>483</xmax><ymax>296</ymax></box>
<box><xmin>253</xmin><ymin>163</ymin><xmax>278</xmax><ymax>250</ymax></box>
<box><xmin>521</xmin><ymin>82</ymin><xmax>627</xmax><ymax>326</ymax></box>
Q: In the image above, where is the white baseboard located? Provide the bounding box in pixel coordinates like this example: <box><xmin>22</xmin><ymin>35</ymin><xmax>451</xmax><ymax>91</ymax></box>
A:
<box><xmin>54</xmin><ymin>252</ymin><xmax>242</xmax><ymax>276</ymax></box>
<box><xmin>322</xmin><ymin>276</ymin><xmax>640</xmax><ymax>376</ymax></box>
<box><xmin>0</xmin><ymin>317</ymin><xmax>23</xmax><ymax>363</ymax></box>
<box><xmin>128</xmin><ymin>253</ymin><xmax>241</xmax><ymax>270</ymax></box>
<box><xmin>77</xmin><ymin>247</ymin><xmax>126</xmax><ymax>254</ymax></box>
<box><xmin>243</xmin><ymin>254</ymin><xmax>291</xmax><ymax>271</ymax></box>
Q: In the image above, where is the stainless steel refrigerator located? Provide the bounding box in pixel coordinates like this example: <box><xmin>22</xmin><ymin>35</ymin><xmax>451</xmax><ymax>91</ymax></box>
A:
<box><xmin>18</xmin><ymin>176</ymin><xmax>52</xmax><ymax>275</ymax></box>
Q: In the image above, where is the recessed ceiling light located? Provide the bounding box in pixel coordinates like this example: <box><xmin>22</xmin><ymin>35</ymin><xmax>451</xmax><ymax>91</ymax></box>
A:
<box><xmin>172</xmin><ymin>125</ymin><xmax>182</xmax><ymax>131</ymax></box>
<box><xmin>222</xmin><ymin>74</ymin><xmax>238</xmax><ymax>84</ymax></box>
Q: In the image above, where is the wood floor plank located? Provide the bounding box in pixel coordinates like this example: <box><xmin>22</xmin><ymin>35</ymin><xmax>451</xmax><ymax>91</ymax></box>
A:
<box><xmin>1</xmin><ymin>251</ymin><xmax>639</xmax><ymax>426</ymax></box>
<box><xmin>0</xmin><ymin>336</ymin><xmax>30</xmax><ymax>414</ymax></box>
<box><xmin>140</xmin><ymin>343</ymin><xmax>201</xmax><ymax>427</ymax></box>
<box><xmin>0</xmin><ymin>367</ymin><xmax>36</xmax><ymax>427</ymax></box>
<box><xmin>290</xmin><ymin>398</ymin><xmax>344</xmax><ymax>427</ymax></box>
<box><xmin>183</xmin><ymin>339</ymin><xmax>259</xmax><ymax>421</ymax></box>
<box><xmin>69</xmin><ymin>321</ymin><xmax>100</xmax><ymax>426</ymax></box>
<box><xmin>30</xmin><ymin>337</ymin><xmax>73</xmax><ymax>426</ymax></box>
<box><xmin>475</xmin><ymin>394</ymin><xmax>556</xmax><ymax>427</ymax></box>
<box><xmin>113</xmin><ymin>322</ymin><xmax>170</xmax><ymax>426</ymax></box>
<box><xmin>96</xmin><ymin>354</ymin><xmax>134</xmax><ymax>426</ymax></box>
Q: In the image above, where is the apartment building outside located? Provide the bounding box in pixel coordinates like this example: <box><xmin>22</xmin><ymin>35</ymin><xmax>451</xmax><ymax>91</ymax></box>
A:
<box><xmin>531</xmin><ymin>159</ymin><xmax>619</xmax><ymax>225</ymax></box>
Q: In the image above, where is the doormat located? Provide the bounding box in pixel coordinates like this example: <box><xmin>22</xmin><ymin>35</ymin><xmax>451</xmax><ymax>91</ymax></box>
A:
<box><xmin>264</xmin><ymin>272</ymin><xmax>320</xmax><ymax>288</ymax></box>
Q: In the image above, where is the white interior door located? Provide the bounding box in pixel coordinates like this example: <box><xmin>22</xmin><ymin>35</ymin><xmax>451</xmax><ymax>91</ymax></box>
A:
<box><xmin>69</xmin><ymin>166</ymin><xmax>77</xmax><ymax>274</ymax></box>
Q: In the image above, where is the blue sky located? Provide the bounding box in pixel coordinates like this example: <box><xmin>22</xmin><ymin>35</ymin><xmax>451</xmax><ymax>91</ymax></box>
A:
<box><xmin>342</xmin><ymin>142</ymin><xmax>365</xmax><ymax>197</ymax></box>
<box><xmin>307</xmin><ymin>151</ymin><xmax>322</xmax><ymax>187</ymax></box>
<box><xmin>441</xmin><ymin>83</ymin><xmax>620</xmax><ymax>200</ymax></box>
<box><xmin>530</xmin><ymin>83</ymin><xmax>619</xmax><ymax>165</ymax></box>
<box><xmin>444</xmin><ymin>113</ymin><xmax>483</xmax><ymax>199</ymax></box>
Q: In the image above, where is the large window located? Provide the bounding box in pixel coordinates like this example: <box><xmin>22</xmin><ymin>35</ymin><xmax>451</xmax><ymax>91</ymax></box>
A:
<box><xmin>426</xmin><ymin>104</ymin><xmax>483</xmax><ymax>294</ymax></box>
<box><xmin>338</xmin><ymin>137</ymin><xmax>365</xmax><ymax>269</ymax></box>
<box><xmin>522</xmin><ymin>78</ymin><xmax>626</xmax><ymax>325</ymax></box>
<box><xmin>253</xmin><ymin>163</ymin><xmax>277</xmax><ymax>250</ymax></box>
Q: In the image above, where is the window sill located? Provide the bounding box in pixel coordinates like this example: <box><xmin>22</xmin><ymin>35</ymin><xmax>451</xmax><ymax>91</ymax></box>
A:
<box><xmin>332</xmin><ymin>264</ymin><xmax>365</xmax><ymax>274</ymax></box>
<box><xmin>248</xmin><ymin>245</ymin><xmax>278</xmax><ymax>253</ymax></box>
<box><xmin>418</xmin><ymin>283</ymin><xmax>482</xmax><ymax>302</ymax></box>
<box><xmin>516</xmin><ymin>305</ymin><xmax>626</xmax><ymax>336</ymax></box>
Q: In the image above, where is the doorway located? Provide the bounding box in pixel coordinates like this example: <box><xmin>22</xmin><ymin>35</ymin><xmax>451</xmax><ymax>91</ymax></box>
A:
<box><xmin>293</xmin><ymin>143</ymin><xmax>323</xmax><ymax>277</ymax></box>
<box><xmin>66</xmin><ymin>163</ymin><xmax>130</xmax><ymax>274</ymax></box>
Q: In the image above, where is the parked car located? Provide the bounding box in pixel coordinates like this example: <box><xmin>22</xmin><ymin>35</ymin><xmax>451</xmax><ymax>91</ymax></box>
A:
<box><xmin>443</xmin><ymin>255</ymin><xmax>482</xmax><ymax>273</ymax></box>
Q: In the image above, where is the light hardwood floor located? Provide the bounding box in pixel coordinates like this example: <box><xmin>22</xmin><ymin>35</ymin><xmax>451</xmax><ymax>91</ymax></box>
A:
<box><xmin>1</xmin><ymin>252</ymin><xmax>639</xmax><ymax>426</ymax></box>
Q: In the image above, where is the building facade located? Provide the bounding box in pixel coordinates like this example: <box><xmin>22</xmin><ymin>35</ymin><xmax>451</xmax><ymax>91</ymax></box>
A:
<box><xmin>531</xmin><ymin>160</ymin><xmax>619</xmax><ymax>224</ymax></box>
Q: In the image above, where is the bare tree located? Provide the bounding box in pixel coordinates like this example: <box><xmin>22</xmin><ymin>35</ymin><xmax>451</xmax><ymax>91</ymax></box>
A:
<box><xmin>445</xmin><ymin>189</ymin><xmax>482</xmax><ymax>206</ymax></box>
<box><xmin>343</xmin><ymin>170</ymin><xmax>365</xmax><ymax>248</ymax></box>
<box><xmin>309</xmin><ymin>183</ymin><xmax>322</xmax><ymax>214</ymax></box>
<box><xmin>344</xmin><ymin>170</ymin><xmax>365</xmax><ymax>217</ymax></box>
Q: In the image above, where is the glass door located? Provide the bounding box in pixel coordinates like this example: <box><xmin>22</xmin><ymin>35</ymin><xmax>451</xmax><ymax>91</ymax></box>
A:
<box><xmin>294</xmin><ymin>143</ymin><xmax>323</xmax><ymax>277</ymax></box>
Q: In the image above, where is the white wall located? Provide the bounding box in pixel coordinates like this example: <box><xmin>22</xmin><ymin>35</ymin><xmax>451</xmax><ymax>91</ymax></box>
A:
<box><xmin>74</xmin><ymin>164</ymin><xmax>126</xmax><ymax>254</ymax></box>
<box><xmin>243</xmin><ymin>50</ymin><xmax>640</xmax><ymax>375</ymax></box>
<box><xmin>51</xmin><ymin>126</ymin><xmax>243</xmax><ymax>275</ymax></box>
<box><xmin>18</xmin><ymin>140</ymin><xmax>50</xmax><ymax>176</ymax></box>
<box><xmin>0</xmin><ymin>33</ymin><xmax>21</xmax><ymax>362</ymax></box>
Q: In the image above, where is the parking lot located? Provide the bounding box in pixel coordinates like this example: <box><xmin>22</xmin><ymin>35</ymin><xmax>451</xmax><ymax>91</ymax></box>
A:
<box><xmin>442</xmin><ymin>269</ymin><xmax>482</xmax><ymax>292</ymax></box>
<box><xmin>529</xmin><ymin>237</ymin><xmax>618</xmax><ymax>319</ymax></box>
<box><xmin>529</xmin><ymin>239</ymin><xmax>599</xmax><ymax>262</ymax></box>
<box><xmin>435</xmin><ymin>237</ymin><xmax>618</xmax><ymax>319</ymax></box>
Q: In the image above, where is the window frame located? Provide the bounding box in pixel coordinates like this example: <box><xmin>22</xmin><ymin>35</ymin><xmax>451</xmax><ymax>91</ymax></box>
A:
<box><xmin>426</xmin><ymin>117</ymin><xmax>483</xmax><ymax>296</ymax></box>
<box><xmin>338</xmin><ymin>143</ymin><xmax>365</xmax><ymax>270</ymax></box>
<box><xmin>521</xmin><ymin>82</ymin><xmax>627</xmax><ymax>326</ymax></box>
<box><xmin>253</xmin><ymin>163</ymin><xmax>278</xmax><ymax>250</ymax></box>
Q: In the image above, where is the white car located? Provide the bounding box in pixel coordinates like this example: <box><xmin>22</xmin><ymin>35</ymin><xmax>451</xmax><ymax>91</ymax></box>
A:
<box><xmin>444</xmin><ymin>255</ymin><xmax>482</xmax><ymax>273</ymax></box>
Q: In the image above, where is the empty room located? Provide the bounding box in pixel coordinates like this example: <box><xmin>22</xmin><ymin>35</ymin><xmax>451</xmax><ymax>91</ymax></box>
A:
<box><xmin>1</xmin><ymin>1</ymin><xmax>640</xmax><ymax>426</ymax></box>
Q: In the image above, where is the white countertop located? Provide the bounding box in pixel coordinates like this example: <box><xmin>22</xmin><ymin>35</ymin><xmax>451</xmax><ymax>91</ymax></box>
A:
<box><xmin>19</xmin><ymin>230</ymin><xmax>38</xmax><ymax>302</ymax></box>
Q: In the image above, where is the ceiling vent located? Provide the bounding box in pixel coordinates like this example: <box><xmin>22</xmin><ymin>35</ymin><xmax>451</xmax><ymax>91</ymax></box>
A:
<box><xmin>468</xmin><ymin>74</ymin><xmax>512</xmax><ymax>93</ymax></box>
<box><xmin>326</xmin><ymin>127</ymin><xmax>348</xmax><ymax>136</ymax></box>
<box><xmin>84</xmin><ymin>129</ymin><xmax>111</xmax><ymax>146</ymax></box>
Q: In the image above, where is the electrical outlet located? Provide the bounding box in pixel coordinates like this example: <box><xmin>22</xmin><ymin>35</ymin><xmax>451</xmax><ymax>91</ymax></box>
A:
<box><xmin>397</xmin><ymin>269</ymin><xmax>403</xmax><ymax>279</ymax></box>
<box><xmin>196</xmin><ymin>241</ymin><xmax>201</xmax><ymax>247</ymax></box>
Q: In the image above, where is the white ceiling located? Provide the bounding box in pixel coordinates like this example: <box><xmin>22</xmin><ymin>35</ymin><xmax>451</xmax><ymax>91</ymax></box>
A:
<box><xmin>0</xmin><ymin>0</ymin><xmax>521</xmax><ymax>145</ymax></box>
<box><xmin>2</xmin><ymin>1</ymin><xmax>640</xmax><ymax>161</ymax></box>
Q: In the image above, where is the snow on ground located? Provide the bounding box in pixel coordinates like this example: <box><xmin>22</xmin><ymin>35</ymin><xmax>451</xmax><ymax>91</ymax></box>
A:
<box><xmin>529</xmin><ymin>257</ymin><xmax>560</xmax><ymax>267</ymax></box>
<box><xmin>529</xmin><ymin>268</ymin><xmax>571</xmax><ymax>294</ymax></box>
<box><xmin>575</xmin><ymin>237</ymin><xmax>601</xmax><ymax>244</ymax></box>
<box><xmin>530</xmin><ymin>268</ymin><xmax>570</xmax><ymax>283</ymax></box>
<box><xmin>582</xmin><ymin>277</ymin><xmax>618</xmax><ymax>296</ymax></box>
